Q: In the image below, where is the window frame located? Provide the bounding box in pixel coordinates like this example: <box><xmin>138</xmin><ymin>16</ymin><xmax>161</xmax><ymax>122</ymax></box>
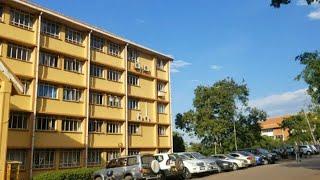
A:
<box><xmin>65</xmin><ymin>27</ymin><xmax>83</xmax><ymax>45</ymax></box>
<box><xmin>91</xmin><ymin>35</ymin><xmax>105</xmax><ymax>51</ymax></box>
<box><xmin>9</xmin><ymin>112</ymin><xmax>28</xmax><ymax>130</ymax></box>
<box><xmin>128</xmin><ymin>74</ymin><xmax>139</xmax><ymax>86</ymax></box>
<box><xmin>62</xmin><ymin>118</ymin><xmax>81</xmax><ymax>132</ymax></box>
<box><xmin>59</xmin><ymin>150</ymin><xmax>81</xmax><ymax>168</ymax></box>
<box><xmin>127</xmin><ymin>48</ymin><xmax>138</xmax><ymax>62</ymax></box>
<box><xmin>90</xmin><ymin>64</ymin><xmax>104</xmax><ymax>78</ymax></box>
<box><xmin>128</xmin><ymin>99</ymin><xmax>139</xmax><ymax>110</ymax></box>
<box><xmin>63</xmin><ymin>86</ymin><xmax>82</xmax><ymax>102</ymax></box>
<box><xmin>107</xmin><ymin>95</ymin><xmax>121</xmax><ymax>108</ymax></box>
<box><xmin>36</xmin><ymin>115</ymin><xmax>56</xmax><ymax>131</ymax></box>
<box><xmin>39</xmin><ymin>51</ymin><xmax>58</xmax><ymax>68</ymax></box>
<box><xmin>38</xmin><ymin>83</ymin><xmax>58</xmax><ymax>99</ymax></box>
<box><xmin>88</xmin><ymin>119</ymin><xmax>103</xmax><ymax>133</ymax></box>
<box><xmin>108</xmin><ymin>42</ymin><xmax>121</xmax><ymax>57</ymax></box>
<box><xmin>7</xmin><ymin>149</ymin><xmax>27</xmax><ymax>170</ymax></box>
<box><xmin>64</xmin><ymin>57</ymin><xmax>83</xmax><ymax>73</ymax></box>
<box><xmin>106</xmin><ymin>122</ymin><xmax>121</xmax><ymax>134</ymax></box>
<box><xmin>128</xmin><ymin>124</ymin><xmax>140</xmax><ymax>135</ymax></box>
<box><xmin>10</xmin><ymin>8</ymin><xmax>34</xmax><ymax>30</ymax></box>
<box><xmin>90</xmin><ymin>92</ymin><xmax>104</xmax><ymax>105</ymax></box>
<box><xmin>88</xmin><ymin>149</ymin><xmax>102</xmax><ymax>166</ymax></box>
<box><xmin>21</xmin><ymin>79</ymin><xmax>31</xmax><ymax>95</ymax></box>
<box><xmin>107</xmin><ymin>69</ymin><xmax>121</xmax><ymax>82</ymax></box>
<box><xmin>7</xmin><ymin>43</ymin><xmax>32</xmax><ymax>62</ymax></box>
<box><xmin>41</xmin><ymin>19</ymin><xmax>60</xmax><ymax>38</ymax></box>
<box><xmin>158</xmin><ymin>126</ymin><xmax>167</xmax><ymax>136</ymax></box>
<box><xmin>157</xmin><ymin>103</ymin><xmax>166</xmax><ymax>114</ymax></box>
<box><xmin>33</xmin><ymin>149</ymin><xmax>55</xmax><ymax>169</ymax></box>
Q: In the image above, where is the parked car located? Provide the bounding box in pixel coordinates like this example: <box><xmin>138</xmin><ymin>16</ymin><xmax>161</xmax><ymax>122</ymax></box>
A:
<box><xmin>310</xmin><ymin>145</ymin><xmax>319</xmax><ymax>154</ymax></box>
<box><xmin>299</xmin><ymin>145</ymin><xmax>313</xmax><ymax>156</ymax></box>
<box><xmin>177</xmin><ymin>152</ymin><xmax>221</xmax><ymax>173</ymax></box>
<box><xmin>210</xmin><ymin>158</ymin><xmax>234</xmax><ymax>171</ymax></box>
<box><xmin>210</xmin><ymin>154</ymin><xmax>248</xmax><ymax>170</ymax></box>
<box><xmin>241</xmin><ymin>148</ymin><xmax>277</xmax><ymax>164</ymax></box>
<box><xmin>92</xmin><ymin>154</ymin><xmax>161</xmax><ymax>180</ymax></box>
<box><xmin>229</xmin><ymin>151</ymin><xmax>256</xmax><ymax>166</ymax></box>
<box><xmin>154</xmin><ymin>153</ymin><xmax>184</xmax><ymax>179</ymax></box>
<box><xmin>175</xmin><ymin>153</ymin><xmax>210</xmax><ymax>179</ymax></box>
<box><xmin>254</xmin><ymin>155</ymin><xmax>264</xmax><ymax>165</ymax></box>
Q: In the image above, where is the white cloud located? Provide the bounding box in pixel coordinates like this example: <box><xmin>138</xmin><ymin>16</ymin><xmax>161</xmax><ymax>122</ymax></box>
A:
<box><xmin>308</xmin><ymin>8</ymin><xmax>320</xmax><ymax>20</ymax></box>
<box><xmin>249</xmin><ymin>89</ymin><xmax>311</xmax><ymax>117</ymax></box>
<box><xmin>210</xmin><ymin>65</ymin><xmax>222</xmax><ymax>71</ymax></box>
<box><xmin>171</xmin><ymin>60</ymin><xmax>191</xmax><ymax>73</ymax></box>
<box><xmin>135</xmin><ymin>18</ymin><xmax>145</xmax><ymax>24</ymax></box>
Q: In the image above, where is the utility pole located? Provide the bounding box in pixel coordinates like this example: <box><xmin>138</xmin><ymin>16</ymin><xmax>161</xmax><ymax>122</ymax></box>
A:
<box><xmin>233</xmin><ymin>119</ymin><xmax>238</xmax><ymax>150</ymax></box>
<box><xmin>303</xmin><ymin>110</ymin><xmax>317</xmax><ymax>145</ymax></box>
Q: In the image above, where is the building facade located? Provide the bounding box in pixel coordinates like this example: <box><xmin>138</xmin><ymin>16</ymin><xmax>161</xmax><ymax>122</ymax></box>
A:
<box><xmin>260</xmin><ymin>116</ymin><xmax>290</xmax><ymax>141</ymax></box>
<box><xmin>0</xmin><ymin>0</ymin><xmax>173</xmax><ymax>178</ymax></box>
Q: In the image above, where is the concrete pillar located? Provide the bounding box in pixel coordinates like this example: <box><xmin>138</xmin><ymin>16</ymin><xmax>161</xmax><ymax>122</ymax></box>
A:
<box><xmin>0</xmin><ymin>80</ymin><xmax>12</xmax><ymax>180</ymax></box>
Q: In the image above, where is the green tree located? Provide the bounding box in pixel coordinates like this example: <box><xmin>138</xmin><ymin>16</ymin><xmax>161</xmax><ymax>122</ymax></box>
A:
<box><xmin>175</xmin><ymin>78</ymin><xmax>267</xmax><ymax>153</ymax></box>
<box><xmin>173</xmin><ymin>132</ymin><xmax>186</xmax><ymax>152</ymax></box>
<box><xmin>271</xmin><ymin>0</ymin><xmax>319</xmax><ymax>8</ymax></box>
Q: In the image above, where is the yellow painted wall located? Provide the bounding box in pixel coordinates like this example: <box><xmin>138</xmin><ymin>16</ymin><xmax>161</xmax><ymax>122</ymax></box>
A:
<box><xmin>129</xmin><ymin>124</ymin><xmax>156</xmax><ymax>148</ymax></box>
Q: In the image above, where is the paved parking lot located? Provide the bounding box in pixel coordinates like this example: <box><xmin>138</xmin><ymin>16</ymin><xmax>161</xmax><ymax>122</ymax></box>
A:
<box><xmin>194</xmin><ymin>156</ymin><xmax>320</xmax><ymax>180</ymax></box>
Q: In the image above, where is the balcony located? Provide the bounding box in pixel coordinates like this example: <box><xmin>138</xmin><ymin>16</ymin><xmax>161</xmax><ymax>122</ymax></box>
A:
<box><xmin>37</xmin><ymin>98</ymin><xmax>86</xmax><ymax>117</ymax></box>
<box><xmin>0</xmin><ymin>22</ymin><xmax>36</xmax><ymax>45</ymax></box>
<box><xmin>2</xmin><ymin>58</ymin><xmax>34</xmax><ymax>77</ymax></box>
<box><xmin>88</xmin><ymin>133</ymin><xmax>124</xmax><ymax>148</ymax></box>
<box><xmin>90</xmin><ymin>77</ymin><xmax>124</xmax><ymax>94</ymax></box>
<box><xmin>158</xmin><ymin>114</ymin><xmax>169</xmax><ymax>124</ymax></box>
<box><xmin>10</xmin><ymin>95</ymin><xmax>33</xmax><ymax>112</ymax></box>
<box><xmin>40</xmin><ymin>35</ymin><xmax>86</xmax><ymax>59</ymax></box>
<box><xmin>127</xmin><ymin>79</ymin><xmax>155</xmax><ymax>99</ymax></box>
<box><xmin>7</xmin><ymin>130</ymin><xmax>31</xmax><ymax>148</ymax></box>
<box><xmin>39</xmin><ymin>66</ymin><xmax>86</xmax><ymax>87</ymax></box>
<box><xmin>158</xmin><ymin>136</ymin><xmax>170</xmax><ymax>147</ymax></box>
<box><xmin>89</xmin><ymin>105</ymin><xmax>125</xmax><ymax>120</ymax></box>
<box><xmin>34</xmin><ymin>131</ymin><xmax>84</xmax><ymax>148</ymax></box>
<box><xmin>91</xmin><ymin>50</ymin><xmax>124</xmax><ymax>68</ymax></box>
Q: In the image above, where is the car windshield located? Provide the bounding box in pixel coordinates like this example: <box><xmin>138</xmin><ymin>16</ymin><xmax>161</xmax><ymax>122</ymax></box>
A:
<box><xmin>191</xmin><ymin>152</ymin><xmax>207</xmax><ymax>159</ymax></box>
<box><xmin>225</xmin><ymin>155</ymin><xmax>236</xmax><ymax>159</ymax></box>
<box><xmin>179</xmin><ymin>154</ymin><xmax>192</xmax><ymax>160</ymax></box>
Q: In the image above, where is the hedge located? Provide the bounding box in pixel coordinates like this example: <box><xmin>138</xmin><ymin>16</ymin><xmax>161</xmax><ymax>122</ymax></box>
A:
<box><xmin>33</xmin><ymin>167</ymin><xmax>101</xmax><ymax>180</ymax></box>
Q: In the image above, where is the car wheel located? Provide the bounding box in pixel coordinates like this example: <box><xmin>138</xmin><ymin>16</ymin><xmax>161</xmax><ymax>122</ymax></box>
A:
<box><xmin>217</xmin><ymin>166</ymin><xmax>222</xmax><ymax>173</ymax></box>
<box><xmin>233</xmin><ymin>163</ymin><xmax>239</xmax><ymax>171</ymax></box>
<box><xmin>263</xmin><ymin>160</ymin><xmax>269</xmax><ymax>165</ymax></box>
<box><xmin>307</xmin><ymin>151</ymin><xmax>311</xmax><ymax>156</ymax></box>
<box><xmin>124</xmin><ymin>175</ymin><xmax>133</xmax><ymax>180</ymax></box>
<box><xmin>183</xmin><ymin>167</ymin><xmax>192</xmax><ymax>179</ymax></box>
<box><xmin>160</xmin><ymin>171</ymin><xmax>166</xmax><ymax>180</ymax></box>
<box><xmin>94</xmin><ymin>176</ymin><xmax>102</xmax><ymax>180</ymax></box>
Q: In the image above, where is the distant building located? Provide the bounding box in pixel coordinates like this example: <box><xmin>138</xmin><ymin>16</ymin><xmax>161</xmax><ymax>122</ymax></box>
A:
<box><xmin>260</xmin><ymin>116</ymin><xmax>290</xmax><ymax>141</ymax></box>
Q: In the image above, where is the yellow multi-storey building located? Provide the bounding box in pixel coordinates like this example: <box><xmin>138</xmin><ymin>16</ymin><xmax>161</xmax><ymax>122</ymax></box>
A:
<box><xmin>0</xmin><ymin>0</ymin><xmax>173</xmax><ymax>179</ymax></box>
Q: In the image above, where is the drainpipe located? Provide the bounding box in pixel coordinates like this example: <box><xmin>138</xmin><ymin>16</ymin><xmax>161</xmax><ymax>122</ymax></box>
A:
<box><xmin>124</xmin><ymin>43</ymin><xmax>129</xmax><ymax>156</ymax></box>
<box><xmin>30</xmin><ymin>11</ymin><xmax>42</xmax><ymax>180</ymax></box>
<box><xmin>168</xmin><ymin>61</ymin><xmax>173</xmax><ymax>153</ymax></box>
<box><xmin>85</xmin><ymin>30</ymin><xmax>92</xmax><ymax>167</ymax></box>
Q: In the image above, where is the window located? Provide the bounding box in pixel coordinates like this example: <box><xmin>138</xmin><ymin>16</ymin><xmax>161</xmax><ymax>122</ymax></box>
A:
<box><xmin>38</xmin><ymin>83</ymin><xmax>57</xmax><ymax>99</ymax></box>
<box><xmin>107</xmin><ymin>95</ymin><xmax>121</xmax><ymax>108</ymax></box>
<box><xmin>127</xmin><ymin>48</ymin><xmax>138</xmax><ymax>62</ymax></box>
<box><xmin>88</xmin><ymin>149</ymin><xmax>101</xmax><ymax>166</ymax></box>
<box><xmin>59</xmin><ymin>150</ymin><xmax>80</xmax><ymax>168</ymax></box>
<box><xmin>40</xmin><ymin>52</ymin><xmax>58</xmax><ymax>68</ymax></box>
<box><xmin>89</xmin><ymin>120</ymin><xmax>103</xmax><ymax>133</ymax></box>
<box><xmin>91</xmin><ymin>36</ymin><xmax>104</xmax><ymax>51</ymax></box>
<box><xmin>0</xmin><ymin>6</ymin><xmax>3</xmax><ymax>22</ymax></box>
<box><xmin>156</xmin><ymin>59</ymin><xmax>166</xmax><ymax>70</ymax></box>
<box><xmin>7</xmin><ymin>43</ymin><xmax>31</xmax><ymax>61</ymax></box>
<box><xmin>21</xmin><ymin>79</ymin><xmax>31</xmax><ymax>95</ymax></box>
<box><xmin>62</xmin><ymin>118</ymin><xmax>81</xmax><ymax>132</ymax></box>
<box><xmin>9</xmin><ymin>112</ymin><xmax>28</xmax><ymax>129</ymax></box>
<box><xmin>63</xmin><ymin>87</ymin><xmax>82</xmax><ymax>102</ymax></box>
<box><xmin>157</xmin><ymin>82</ymin><xmax>166</xmax><ymax>92</ymax></box>
<box><xmin>128</xmin><ymin>124</ymin><xmax>140</xmax><ymax>135</ymax></box>
<box><xmin>64</xmin><ymin>58</ymin><xmax>82</xmax><ymax>73</ymax></box>
<box><xmin>90</xmin><ymin>92</ymin><xmax>104</xmax><ymax>105</ymax></box>
<box><xmin>158</xmin><ymin>126</ymin><xmax>167</xmax><ymax>136</ymax></box>
<box><xmin>128</xmin><ymin>74</ymin><xmax>139</xmax><ymax>86</ymax></box>
<box><xmin>107</xmin><ymin>122</ymin><xmax>121</xmax><ymax>134</ymax></box>
<box><xmin>107</xmin><ymin>150</ymin><xmax>120</xmax><ymax>161</ymax></box>
<box><xmin>33</xmin><ymin>149</ymin><xmax>55</xmax><ymax>169</ymax></box>
<box><xmin>108</xmin><ymin>42</ymin><xmax>120</xmax><ymax>56</ymax></box>
<box><xmin>10</xmin><ymin>8</ymin><xmax>33</xmax><ymax>30</ymax></box>
<box><xmin>7</xmin><ymin>150</ymin><xmax>27</xmax><ymax>169</ymax></box>
<box><xmin>36</xmin><ymin>116</ymin><xmax>56</xmax><ymax>131</ymax></box>
<box><xmin>128</xmin><ymin>150</ymin><xmax>140</xmax><ymax>156</ymax></box>
<box><xmin>90</xmin><ymin>64</ymin><xmax>104</xmax><ymax>78</ymax></box>
<box><xmin>157</xmin><ymin>103</ymin><xmax>166</xmax><ymax>114</ymax></box>
<box><xmin>41</xmin><ymin>19</ymin><xmax>60</xmax><ymax>38</ymax></box>
<box><xmin>65</xmin><ymin>28</ymin><xmax>83</xmax><ymax>44</ymax></box>
<box><xmin>128</xmin><ymin>99</ymin><xmax>139</xmax><ymax>110</ymax></box>
<box><xmin>107</xmin><ymin>69</ymin><xmax>121</xmax><ymax>82</ymax></box>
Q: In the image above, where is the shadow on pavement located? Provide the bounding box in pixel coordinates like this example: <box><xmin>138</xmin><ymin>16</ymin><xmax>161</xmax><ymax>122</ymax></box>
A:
<box><xmin>279</xmin><ymin>156</ymin><xmax>320</xmax><ymax>171</ymax></box>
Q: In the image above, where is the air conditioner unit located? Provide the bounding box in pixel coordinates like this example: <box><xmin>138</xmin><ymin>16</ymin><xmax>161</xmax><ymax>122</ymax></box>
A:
<box><xmin>136</xmin><ymin>113</ymin><xmax>142</xmax><ymax>121</ymax></box>
<box><xmin>157</xmin><ymin>91</ymin><xmax>166</xmax><ymax>97</ymax></box>
<box><xmin>134</xmin><ymin>63</ymin><xmax>141</xmax><ymax>70</ymax></box>
<box><xmin>143</xmin><ymin>65</ymin><xmax>150</xmax><ymax>72</ymax></box>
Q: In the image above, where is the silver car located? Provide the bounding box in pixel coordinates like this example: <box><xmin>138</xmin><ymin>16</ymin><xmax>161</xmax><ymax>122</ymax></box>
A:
<box><xmin>177</xmin><ymin>152</ymin><xmax>221</xmax><ymax>173</ymax></box>
<box><xmin>92</xmin><ymin>154</ymin><xmax>161</xmax><ymax>180</ymax></box>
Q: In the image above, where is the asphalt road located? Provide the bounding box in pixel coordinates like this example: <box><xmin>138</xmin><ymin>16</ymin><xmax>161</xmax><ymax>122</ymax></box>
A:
<box><xmin>194</xmin><ymin>156</ymin><xmax>320</xmax><ymax>180</ymax></box>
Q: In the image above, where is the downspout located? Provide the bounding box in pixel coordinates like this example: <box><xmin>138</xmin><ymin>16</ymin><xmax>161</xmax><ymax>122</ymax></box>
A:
<box><xmin>85</xmin><ymin>30</ymin><xmax>92</xmax><ymax>167</ymax></box>
<box><xmin>168</xmin><ymin>61</ymin><xmax>173</xmax><ymax>153</ymax></box>
<box><xmin>124</xmin><ymin>43</ymin><xmax>129</xmax><ymax>156</ymax></box>
<box><xmin>30</xmin><ymin>11</ymin><xmax>42</xmax><ymax>180</ymax></box>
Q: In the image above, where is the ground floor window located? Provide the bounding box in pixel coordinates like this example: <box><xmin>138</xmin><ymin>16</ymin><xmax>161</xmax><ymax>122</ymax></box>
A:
<box><xmin>59</xmin><ymin>150</ymin><xmax>81</xmax><ymax>168</ymax></box>
<box><xmin>33</xmin><ymin>149</ymin><xmax>55</xmax><ymax>169</ymax></box>
<box><xmin>107</xmin><ymin>150</ymin><xmax>120</xmax><ymax>162</ymax></box>
<box><xmin>88</xmin><ymin>149</ymin><xmax>101</xmax><ymax>166</ymax></box>
<box><xmin>7</xmin><ymin>149</ymin><xmax>27</xmax><ymax>169</ymax></box>
<box><xmin>128</xmin><ymin>150</ymin><xmax>140</xmax><ymax>156</ymax></box>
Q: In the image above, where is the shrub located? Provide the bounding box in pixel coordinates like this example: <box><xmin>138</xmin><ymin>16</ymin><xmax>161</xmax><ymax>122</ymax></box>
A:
<box><xmin>33</xmin><ymin>167</ymin><xmax>100</xmax><ymax>180</ymax></box>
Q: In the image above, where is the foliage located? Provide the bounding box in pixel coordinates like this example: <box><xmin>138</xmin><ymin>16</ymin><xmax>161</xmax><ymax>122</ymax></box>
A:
<box><xmin>254</xmin><ymin>136</ymin><xmax>284</xmax><ymax>150</ymax></box>
<box><xmin>33</xmin><ymin>167</ymin><xmax>100</xmax><ymax>180</ymax></box>
<box><xmin>295</xmin><ymin>51</ymin><xmax>320</xmax><ymax>104</ymax></box>
<box><xmin>271</xmin><ymin>0</ymin><xmax>319</xmax><ymax>8</ymax></box>
<box><xmin>175</xmin><ymin>78</ymin><xmax>267</xmax><ymax>154</ymax></box>
<box><xmin>173</xmin><ymin>131</ymin><xmax>186</xmax><ymax>152</ymax></box>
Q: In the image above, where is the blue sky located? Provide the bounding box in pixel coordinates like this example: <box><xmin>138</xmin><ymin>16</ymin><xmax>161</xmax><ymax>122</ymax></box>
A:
<box><xmin>32</xmin><ymin>0</ymin><xmax>318</xmax><ymax>129</ymax></box>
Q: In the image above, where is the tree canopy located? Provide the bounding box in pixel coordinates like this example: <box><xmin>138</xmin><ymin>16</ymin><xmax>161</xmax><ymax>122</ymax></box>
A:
<box><xmin>173</xmin><ymin>132</ymin><xmax>186</xmax><ymax>152</ymax></box>
<box><xmin>271</xmin><ymin>0</ymin><xmax>319</xmax><ymax>8</ymax></box>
